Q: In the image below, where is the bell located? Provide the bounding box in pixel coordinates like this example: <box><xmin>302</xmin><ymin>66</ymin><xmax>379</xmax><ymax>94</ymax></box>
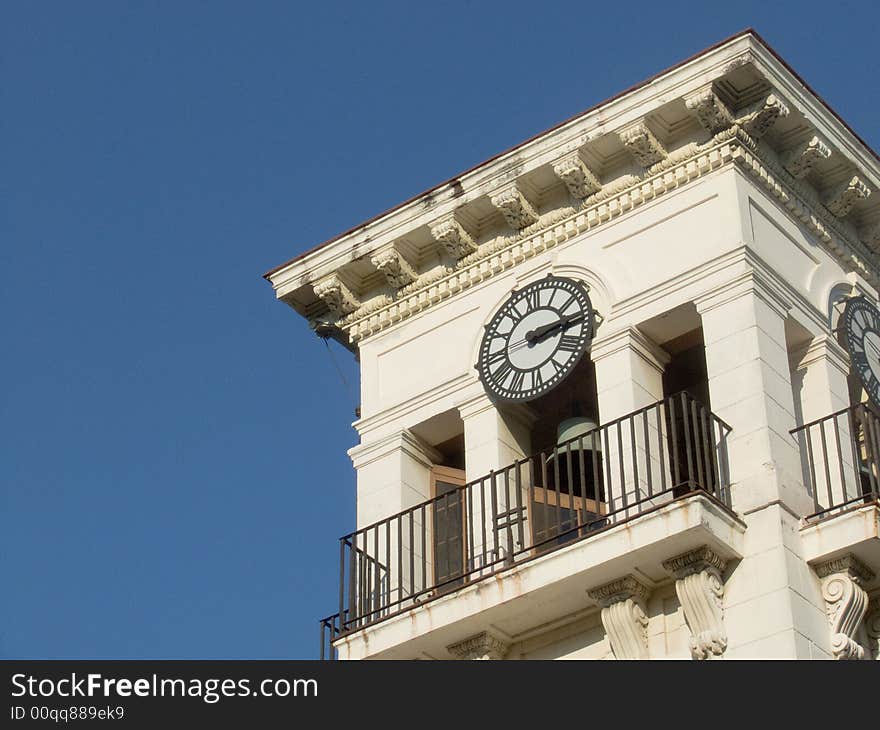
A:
<box><xmin>556</xmin><ymin>415</ymin><xmax>601</xmax><ymax>451</ymax></box>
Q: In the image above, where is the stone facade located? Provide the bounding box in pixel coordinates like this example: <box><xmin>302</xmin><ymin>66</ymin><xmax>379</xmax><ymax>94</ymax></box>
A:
<box><xmin>268</xmin><ymin>31</ymin><xmax>880</xmax><ymax>659</ymax></box>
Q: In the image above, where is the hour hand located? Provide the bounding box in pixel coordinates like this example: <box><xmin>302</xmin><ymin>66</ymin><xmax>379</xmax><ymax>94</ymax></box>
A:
<box><xmin>527</xmin><ymin>313</ymin><xmax>583</xmax><ymax>343</ymax></box>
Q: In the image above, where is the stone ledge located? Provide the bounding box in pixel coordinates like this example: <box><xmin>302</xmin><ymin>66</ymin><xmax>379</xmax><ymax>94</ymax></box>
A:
<box><xmin>333</xmin><ymin>492</ymin><xmax>745</xmax><ymax>659</ymax></box>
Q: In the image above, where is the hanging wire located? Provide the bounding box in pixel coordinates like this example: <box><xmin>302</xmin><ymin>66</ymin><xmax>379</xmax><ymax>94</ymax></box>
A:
<box><xmin>320</xmin><ymin>335</ymin><xmax>358</xmax><ymax>412</ymax></box>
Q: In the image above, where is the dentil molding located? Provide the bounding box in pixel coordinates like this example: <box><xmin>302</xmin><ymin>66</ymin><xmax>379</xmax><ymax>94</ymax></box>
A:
<box><xmin>662</xmin><ymin>546</ymin><xmax>728</xmax><ymax>660</ymax></box>
<box><xmin>446</xmin><ymin>631</ymin><xmax>509</xmax><ymax>660</ymax></box>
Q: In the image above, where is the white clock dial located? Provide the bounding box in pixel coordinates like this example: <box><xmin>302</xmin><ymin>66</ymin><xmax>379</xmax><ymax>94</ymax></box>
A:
<box><xmin>476</xmin><ymin>275</ymin><xmax>595</xmax><ymax>402</ymax></box>
<box><xmin>842</xmin><ymin>297</ymin><xmax>880</xmax><ymax>407</ymax></box>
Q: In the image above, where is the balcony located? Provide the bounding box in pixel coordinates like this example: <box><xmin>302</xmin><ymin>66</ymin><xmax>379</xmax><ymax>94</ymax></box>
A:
<box><xmin>320</xmin><ymin>392</ymin><xmax>743</xmax><ymax>659</ymax></box>
<box><xmin>790</xmin><ymin>404</ymin><xmax>880</xmax><ymax>569</ymax></box>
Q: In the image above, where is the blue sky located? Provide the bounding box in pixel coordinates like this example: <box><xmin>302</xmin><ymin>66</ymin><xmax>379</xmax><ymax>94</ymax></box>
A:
<box><xmin>2</xmin><ymin>1</ymin><xmax>878</xmax><ymax>658</ymax></box>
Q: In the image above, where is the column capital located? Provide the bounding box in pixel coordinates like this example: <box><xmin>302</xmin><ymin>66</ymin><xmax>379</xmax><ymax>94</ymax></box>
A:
<box><xmin>790</xmin><ymin>334</ymin><xmax>850</xmax><ymax>376</ymax></box>
<box><xmin>348</xmin><ymin>428</ymin><xmax>442</xmax><ymax>470</ymax></box>
<box><xmin>590</xmin><ymin>326</ymin><xmax>670</xmax><ymax>374</ymax></box>
<box><xmin>693</xmin><ymin>269</ymin><xmax>792</xmax><ymax>320</ymax></box>
<box><xmin>456</xmin><ymin>391</ymin><xmax>538</xmax><ymax>429</ymax></box>
<box><xmin>447</xmin><ymin>630</ymin><xmax>509</xmax><ymax>660</ymax></box>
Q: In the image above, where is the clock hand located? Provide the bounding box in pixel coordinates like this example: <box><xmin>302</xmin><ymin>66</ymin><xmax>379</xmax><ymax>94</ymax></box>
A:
<box><xmin>525</xmin><ymin>312</ymin><xmax>584</xmax><ymax>344</ymax></box>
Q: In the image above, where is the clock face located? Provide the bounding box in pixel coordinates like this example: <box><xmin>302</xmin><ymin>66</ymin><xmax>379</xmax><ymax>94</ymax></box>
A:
<box><xmin>476</xmin><ymin>275</ymin><xmax>595</xmax><ymax>402</ymax></box>
<box><xmin>842</xmin><ymin>297</ymin><xmax>880</xmax><ymax>406</ymax></box>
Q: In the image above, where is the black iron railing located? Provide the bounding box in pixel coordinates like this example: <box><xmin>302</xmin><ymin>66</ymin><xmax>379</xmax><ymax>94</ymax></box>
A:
<box><xmin>791</xmin><ymin>403</ymin><xmax>880</xmax><ymax>519</ymax></box>
<box><xmin>319</xmin><ymin>391</ymin><xmax>732</xmax><ymax>657</ymax></box>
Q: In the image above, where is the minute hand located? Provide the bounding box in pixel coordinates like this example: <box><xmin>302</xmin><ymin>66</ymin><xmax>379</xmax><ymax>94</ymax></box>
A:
<box><xmin>527</xmin><ymin>312</ymin><xmax>583</xmax><ymax>343</ymax></box>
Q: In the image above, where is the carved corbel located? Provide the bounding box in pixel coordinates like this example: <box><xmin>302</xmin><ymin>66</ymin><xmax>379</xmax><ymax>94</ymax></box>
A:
<box><xmin>684</xmin><ymin>88</ymin><xmax>734</xmax><ymax>135</ymax></box>
<box><xmin>741</xmin><ymin>93</ymin><xmax>790</xmax><ymax>138</ymax></box>
<box><xmin>490</xmin><ymin>183</ymin><xmax>539</xmax><ymax>230</ymax></box>
<box><xmin>824</xmin><ymin>175</ymin><xmax>871</xmax><ymax>218</ymax></box>
<box><xmin>447</xmin><ymin>631</ymin><xmax>509</xmax><ymax>660</ymax></box>
<box><xmin>429</xmin><ymin>213</ymin><xmax>478</xmax><ymax>259</ymax></box>
<box><xmin>781</xmin><ymin>135</ymin><xmax>832</xmax><ymax>179</ymax></box>
<box><xmin>662</xmin><ymin>546</ymin><xmax>727</xmax><ymax>660</ymax></box>
<box><xmin>312</xmin><ymin>273</ymin><xmax>360</xmax><ymax>317</ymax></box>
<box><xmin>816</xmin><ymin>554</ymin><xmax>873</xmax><ymax>660</ymax></box>
<box><xmin>866</xmin><ymin>593</ymin><xmax>880</xmax><ymax>660</ymax></box>
<box><xmin>862</xmin><ymin>222</ymin><xmax>880</xmax><ymax>252</ymax></box>
<box><xmin>370</xmin><ymin>244</ymin><xmax>418</xmax><ymax>288</ymax></box>
<box><xmin>552</xmin><ymin>153</ymin><xmax>602</xmax><ymax>200</ymax></box>
<box><xmin>619</xmin><ymin>123</ymin><xmax>667</xmax><ymax>167</ymax></box>
<box><xmin>588</xmin><ymin>575</ymin><xmax>651</xmax><ymax>659</ymax></box>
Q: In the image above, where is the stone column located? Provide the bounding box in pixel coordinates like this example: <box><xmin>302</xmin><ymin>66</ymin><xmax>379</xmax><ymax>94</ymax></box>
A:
<box><xmin>815</xmin><ymin>554</ymin><xmax>873</xmax><ymax>660</ymax></box>
<box><xmin>458</xmin><ymin>393</ymin><xmax>534</xmax><ymax>573</ymax></box>
<box><xmin>591</xmin><ymin>327</ymin><xmax>670</xmax><ymax>515</ymax></box>
<box><xmin>663</xmin><ymin>546</ymin><xmax>728</xmax><ymax>660</ymax></box>
<box><xmin>348</xmin><ymin>430</ymin><xmax>441</xmax><ymax>615</ymax></box>
<box><xmin>790</xmin><ymin>336</ymin><xmax>858</xmax><ymax>510</ymax></box>
<box><xmin>587</xmin><ymin>575</ymin><xmax>652</xmax><ymax>659</ymax></box>
<box><xmin>447</xmin><ymin>631</ymin><xmax>509</xmax><ymax>660</ymax></box>
<box><xmin>695</xmin><ymin>275</ymin><xmax>807</xmax><ymax>515</ymax></box>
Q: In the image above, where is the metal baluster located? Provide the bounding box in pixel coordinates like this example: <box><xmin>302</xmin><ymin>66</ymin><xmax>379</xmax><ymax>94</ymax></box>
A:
<box><xmin>819</xmin><ymin>419</ymin><xmax>834</xmax><ymax>509</ymax></box>
<box><xmin>681</xmin><ymin>393</ymin><xmax>695</xmax><ymax>488</ymax></box>
<box><xmin>642</xmin><ymin>410</ymin><xmax>653</xmax><ymax>498</ymax></box>
<box><xmin>490</xmin><ymin>470</ymin><xmax>499</xmax><ymax>565</ymax></box>
<box><xmin>504</xmin><ymin>468</ymin><xmax>514</xmax><ymax>563</ymax></box>
<box><xmin>515</xmin><ymin>459</ymin><xmax>525</xmax><ymax>552</ymax></box>
<box><xmin>668</xmin><ymin>396</ymin><xmax>681</xmax><ymax>487</ymax></box>
<box><xmin>656</xmin><ymin>403</ymin><xmax>667</xmax><ymax>493</ymax></box>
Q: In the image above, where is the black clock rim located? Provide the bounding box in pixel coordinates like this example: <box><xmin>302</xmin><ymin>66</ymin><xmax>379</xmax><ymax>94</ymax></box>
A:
<box><xmin>476</xmin><ymin>275</ymin><xmax>595</xmax><ymax>403</ymax></box>
<box><xmin>841</xmin><ymin>296</ymin><xmax>880</xmax><ymax>410</ymax></box>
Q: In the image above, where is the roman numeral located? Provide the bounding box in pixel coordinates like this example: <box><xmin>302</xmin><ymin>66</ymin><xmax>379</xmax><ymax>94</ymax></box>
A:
<box><xmin>485</xmin><ymin>349</ymin><xmax>506</xmax><ymax>366</ymax></box>
<box><xmin>492</xmin><ymin>360</ymin><xmax>513</xmax><ymax>384</ymax></box>
<box><xmin>556</xmin><ymin>294</ymin><xmax>576</xmax><ymax>314</ymax></box>
<box><xmin>510</xmin><ymin>370</ymin><xmax>525</xmax><ymax>392</ymax></box>
<box><xmin>534</xmin><ymin>370</ymin><xmax>544</xmax><ymax>389</ymax></box>
<box><xmin>558</xmin><ymin>335</ymin><xmax>580</xmax><ymax>352</ymax></box>
<box><xmin>853</xmin><ymin>351</ymin><xmax>869</xmax><ymax>371</ymax></box>
<box><xmin>526</xmin><ymin>289</ymin><xmax>540</xmax><ymax>310</ymax></box>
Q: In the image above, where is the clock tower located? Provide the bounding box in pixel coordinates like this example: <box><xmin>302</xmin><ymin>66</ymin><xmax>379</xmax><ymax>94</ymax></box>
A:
<box><xmin>266</xmin><ymin>30</ymin><xmax>880</xmax><ymax>660</ymax></box>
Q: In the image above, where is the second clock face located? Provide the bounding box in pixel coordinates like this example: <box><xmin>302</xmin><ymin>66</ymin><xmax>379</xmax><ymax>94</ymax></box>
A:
<box><xmin>477</xmin><ymin>275</ymin><xmax>595</xmax><ymax>402</ymax></box>
<box><xmin>842</xmin><ymin>296</ymin><xmax>880</xmax><ymax>406</ymax></box>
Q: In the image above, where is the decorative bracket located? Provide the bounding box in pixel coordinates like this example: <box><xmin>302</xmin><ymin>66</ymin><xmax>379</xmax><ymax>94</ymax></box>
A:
<box><xmin>588</xmin><ymin>575</ymin><xmax>651</xmax><ymax>659</ymax></box>
<box><xmin>662</xmin><ymin>546</ymin><xmax>728</xmax><ymax>660</ymax></box>
<box><xmin>867</xmin><ymin>592</ymin><xmax>880</xmax><ymax>661</ymax></box>
<box><xmin>370</xmin><ymin>244</ymin><xmax>418</xmax><ymax>288</ymax></box>
<box><xmin>684</xmin><ymin>88</ymin><xmax>734</xmax><ymax>135</ymax></box>
<box><xmin>619</xmin><ymin>123</ymin><xmax>667</xmax><ymax>168</ymax></box>
<box><xmin>862</xmin><ymin>222</ymin><xmax>880</xmax><ymax>251</ymax></box>
<box><xmin>741</xmin><ymin>93</ymin><xmax>790</xmax><ymax>138</ymax></box>
<box><xmin>447</xmin><ymin>631</ymin><xmax>509</xmax><ymax>660</ymax></box>
<box><xmin>552</xmin><ymin>153</ymin><xmax>602</xmax><ymax>200</ymax></box>
<box><xmin>490</xmin><ymin>183</ymin><xmax>539</xmax><ymax>230</ymax></box>
<box><xmin>816</xmin><ymin>554</ymin><xmax>874</xmax><ymax>660</ymax></box>
<box><xmin>313</xmin><ymin>273</ymin><xmax>360</xmax><ymax>317</ymax></box>
<box><xmin>781</xmin><ymin>134</ymin><xmax>832</xmax><ymax>179</ymax></box>
<box><xmin>824</xmin><ymin>175</ymin><xmax>871</xmax><ymax>218</ymax></box>
<box><xmin>429</xmin><ymin>213</ymin><xmax>478</xmax><ymax>259</ymax></box>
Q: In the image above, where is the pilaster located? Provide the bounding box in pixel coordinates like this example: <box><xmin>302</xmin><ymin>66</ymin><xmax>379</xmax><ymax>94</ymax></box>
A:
<box><xmin>867</xmin><ymin>592</ymin><xmax>880</xmax><ymax>660</ymax></box>
<box><xmin>695</xmin><ymin>273</ymin><xmax>807</xmax><ymax>515</ymax></box>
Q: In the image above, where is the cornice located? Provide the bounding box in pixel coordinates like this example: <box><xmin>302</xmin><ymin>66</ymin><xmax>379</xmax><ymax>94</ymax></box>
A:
<box><xmin>347</xmin><ymin>428</ymin><xmax>442</xmax><ymax>470</ymax></box>
<box><xmin>267</xmin><ymin>33</ymin><xmax>880</xmax><ymax>348</ymax></box>
<box><xmin>590</xmin><ymin>326</ymin><xmax>671</xmax><ymax>373</ymax></box>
